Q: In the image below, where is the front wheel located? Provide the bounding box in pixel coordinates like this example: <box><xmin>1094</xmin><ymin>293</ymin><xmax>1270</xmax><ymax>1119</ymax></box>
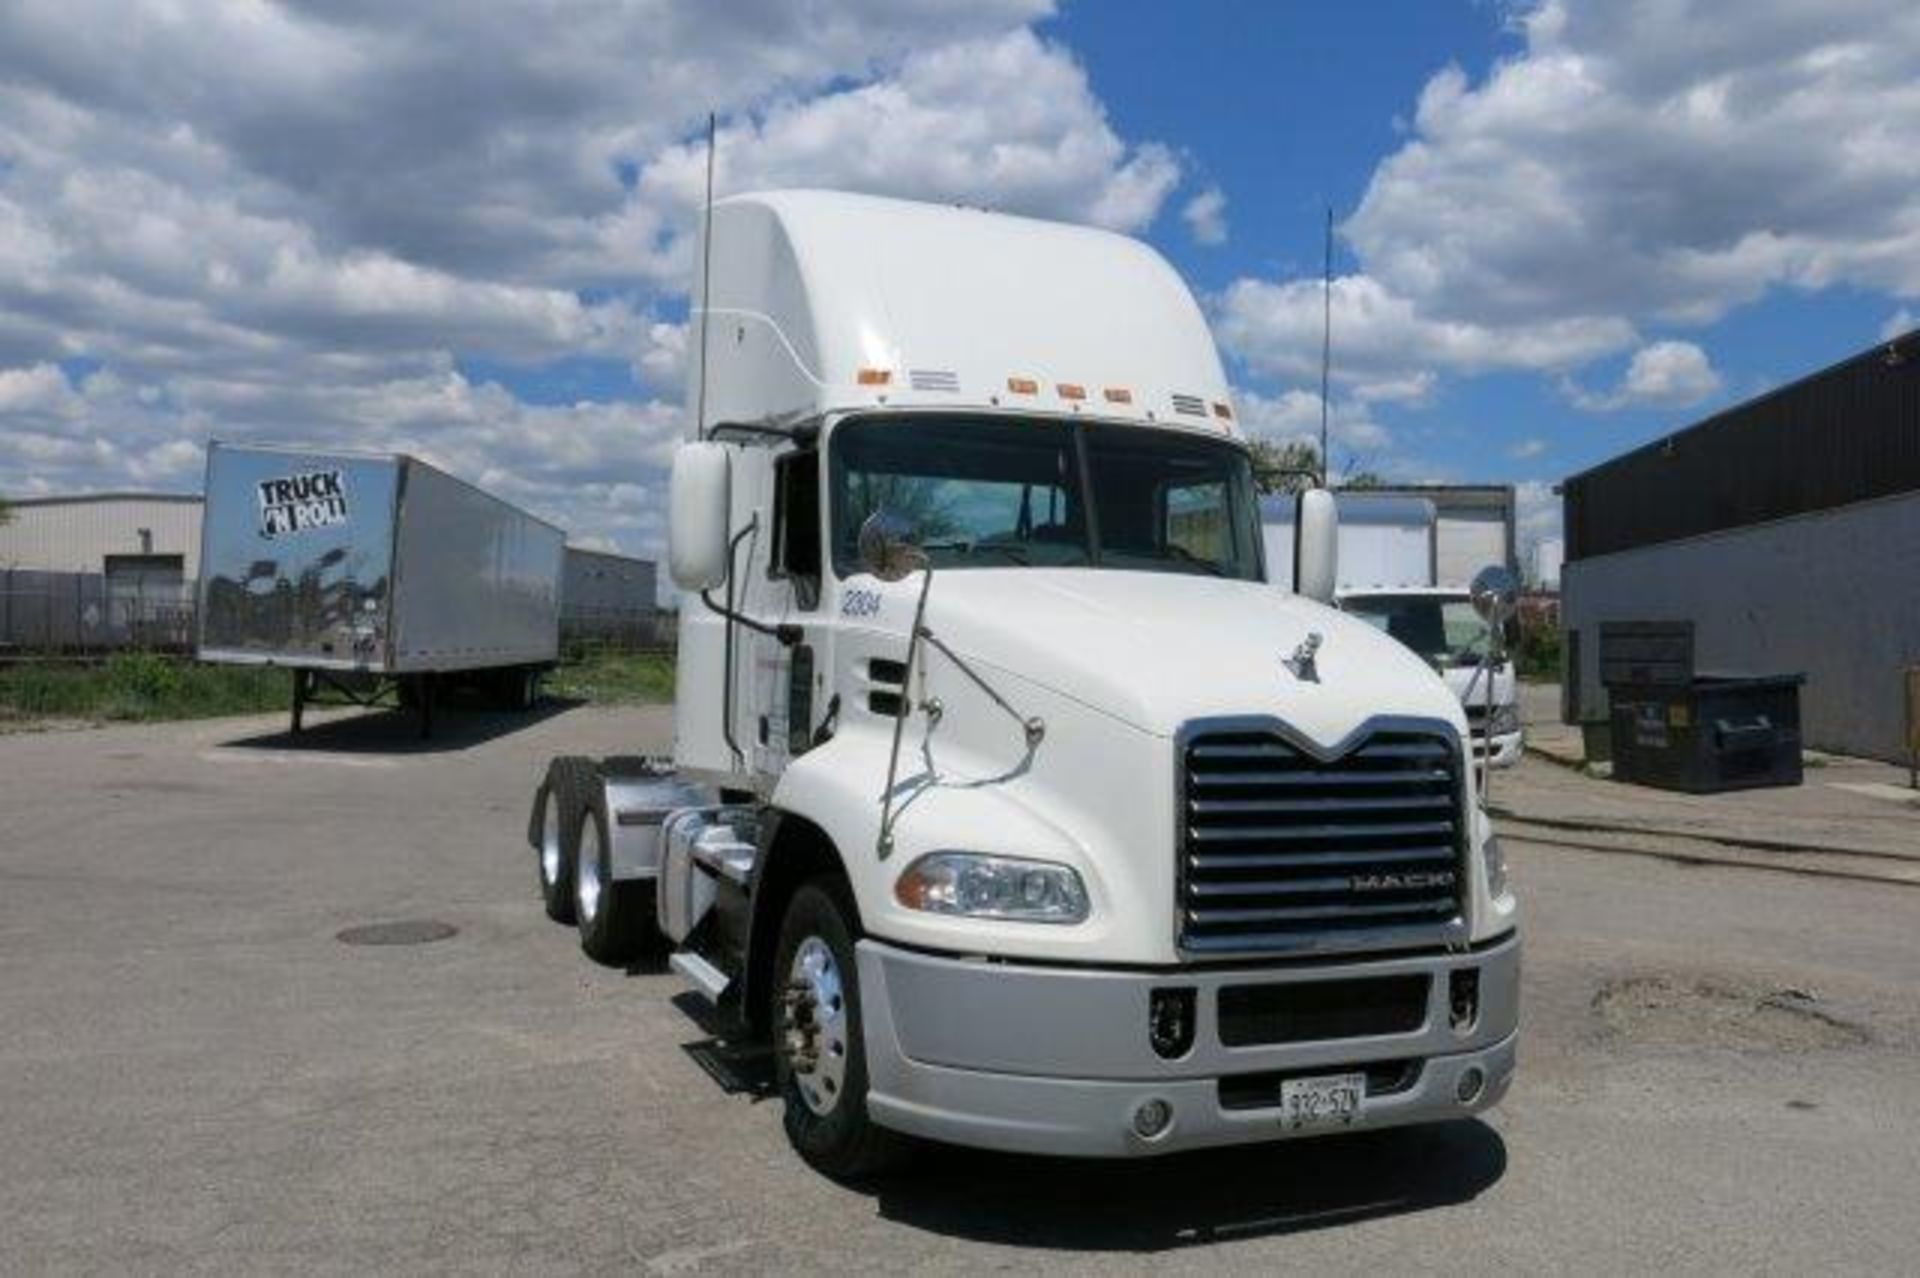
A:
<box><xmin>771</xmin><ymin>880</ymin><xmax>898</xmax><ymax>1180</ymax></box>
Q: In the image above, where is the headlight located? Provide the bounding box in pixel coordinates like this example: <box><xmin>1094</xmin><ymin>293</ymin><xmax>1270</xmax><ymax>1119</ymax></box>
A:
<box><xmin>894</xmin><ymin>852</ymin><xmax>1089</xmax><ymax>923</ymax></box>
<box><xmin>1483</xmin><ymin>835</ymin><xmax>1510</xmax><ymax>899</ymax></box>
<box><xmin>1488</xmin><ymin>703</ymin><xmax>1521</xmax><ymax>736</ymax></box>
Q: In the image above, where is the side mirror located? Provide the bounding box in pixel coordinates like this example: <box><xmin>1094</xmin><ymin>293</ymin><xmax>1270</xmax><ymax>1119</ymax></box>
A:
<box><xmin>668</xmin><ymin>442</ymin><xmax>732</xmax><ymax>591</ymax></box>
<box><xmin>1469</xmin><ymin>565</ymin><xmax>1520</xmax><ymax>642</ymax></box>
<box><xmin>857</xmin><ymin>508</ymin><xmax>929</xmax><ymax>582</ymax></box>
<box><xmin>1294</xmin><ymin>488</ymin><xmax>1339</xmax><ymax>604</ymax></box>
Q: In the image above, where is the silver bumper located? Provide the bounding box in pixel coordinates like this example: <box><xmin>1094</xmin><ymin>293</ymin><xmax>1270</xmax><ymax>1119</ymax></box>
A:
<box><xmin>857</xmin><ymin>932</ymin><xmax>1519</xmax><ymax>1158</ymax></box>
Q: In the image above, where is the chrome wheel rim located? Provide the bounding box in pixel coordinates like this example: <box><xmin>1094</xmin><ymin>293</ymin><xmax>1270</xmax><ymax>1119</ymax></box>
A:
<box><xmin>575</xmin><ymin>818</ymin><xmax>602</xmax><ymax>923</ymax></box>
<box><xmin>540</xmin><ymin>798</ymin><xmax>562</xmax><ymax>887</ymax></box>
<box><xmin>781</xmin><ymin>937</ymin><xmax>849</xmax><ymax>1116</ymax></box>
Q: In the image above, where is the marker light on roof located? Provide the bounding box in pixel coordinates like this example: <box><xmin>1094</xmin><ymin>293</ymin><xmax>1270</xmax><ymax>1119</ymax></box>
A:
<box><xmin>1211</xmin><ymin>401</ymin><xmax>1234</xmax><ymax>420</ymax></box>
<box><xmin>1057</xmin><ymin>383</ymin><xmax>1087</xmax><ymax>401</ymax></box>
<box><xmin>1103</xmin><ymin>388</ymin><xmax>1133</xmax><ymax>404</ymax></box>
<box><xmin>857</xmin><ymin>368</ymin><xmax>892</xmax><ymax>386</ymax></box>
<box><xmin>1007</xmin><ymin>376</ymin><xmax>1038</xmax><ymax>394</ymax></box>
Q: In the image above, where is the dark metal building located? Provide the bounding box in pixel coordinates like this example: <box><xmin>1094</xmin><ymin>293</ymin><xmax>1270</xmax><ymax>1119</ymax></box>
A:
<box><xmin>1561</xmin><ymin>330</ymin><xmax>1920</xmax><ymax>762</ymax></box>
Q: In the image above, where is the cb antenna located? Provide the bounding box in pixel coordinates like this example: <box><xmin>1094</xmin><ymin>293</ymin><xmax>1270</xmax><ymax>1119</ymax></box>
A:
<box><xmin>1313</xmin><ymin>204</ymin><xmax>1328</xmax><ymax>487</ymax></box>
<box><xmin>695</xmin><ymin>110</ymin><xmax>717</xmax><ymax>439</ymax></box>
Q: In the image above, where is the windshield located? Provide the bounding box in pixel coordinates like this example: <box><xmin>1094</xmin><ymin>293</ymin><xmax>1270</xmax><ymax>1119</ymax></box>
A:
<box><xmin>1343</xmin><ymin>594</ymin><xmax>1490</xmax><ymax>666</ymax></box>
<box><xmin>829</xmin><ymin>415</ymin><xmax>1263</xmax><ymax>580</ymax></box>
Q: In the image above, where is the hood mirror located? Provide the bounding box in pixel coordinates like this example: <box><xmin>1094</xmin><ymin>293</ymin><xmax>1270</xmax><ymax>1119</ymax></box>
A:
<box><xmin>858</xmin><ymin>508</ymin><xmax>929</xmax><ymax>582</ymax></box>
<box><xmin>1469</xmin><ymin>565</ymin><xmax>1519</xmax><ymax>629</ymax></box>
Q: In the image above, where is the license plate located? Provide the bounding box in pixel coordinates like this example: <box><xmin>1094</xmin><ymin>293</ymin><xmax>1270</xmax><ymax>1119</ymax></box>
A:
<box><xmin>1278</xmin><ymin>1072</ymin><xmax>1366</xmax><ymax>1131</ymax></box>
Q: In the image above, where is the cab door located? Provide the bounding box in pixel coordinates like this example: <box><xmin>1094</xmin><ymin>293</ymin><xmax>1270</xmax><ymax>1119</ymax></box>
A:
<box><xmin>744</xmin><ymin>442</ymin><xmax>826</xmax><ymax>780</ymax></box>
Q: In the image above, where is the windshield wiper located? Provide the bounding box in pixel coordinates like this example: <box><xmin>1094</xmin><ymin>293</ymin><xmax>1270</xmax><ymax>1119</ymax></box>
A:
<box><xmin>1159</xmin><ymin>543</ymin><xmax>1226</xmax><ymax>576</ymax></box>
<box><xmin>921</xmin><ymin>537</ymin><xmax>1033</xmax><ymax>566</ymax></box>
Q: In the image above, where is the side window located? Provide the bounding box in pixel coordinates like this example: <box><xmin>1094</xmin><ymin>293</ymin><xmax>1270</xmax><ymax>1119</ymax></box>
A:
<box><xmin>771</xmin><ymin>448</ymin><xmax>822</xmax><ymax>609</ymax></box>
<box><xmin>1163</xmin><ymin>479</ymin><xmax>1230</xmax><ymax>561</ymax></box>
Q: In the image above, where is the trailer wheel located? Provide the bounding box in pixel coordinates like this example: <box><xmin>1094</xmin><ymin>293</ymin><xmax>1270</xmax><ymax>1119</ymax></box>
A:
<box><xmin>492</xmin><ymin>666</ymin><xmax>538</xmax><ymax>712</ymax></box>
<box><xmin>536</xmin><ymin>757</ymin><xmax>596</xmax><ymax>924</ymax></box>
<box><xmin>573</xmin><ymin>799</ymin><xmax>661</xmax><ymax>965</ymax></box>
<box><xmin>771</xmin><ymin>879</ymin><xmax>898</xmax><ymax>1180</ymax></box>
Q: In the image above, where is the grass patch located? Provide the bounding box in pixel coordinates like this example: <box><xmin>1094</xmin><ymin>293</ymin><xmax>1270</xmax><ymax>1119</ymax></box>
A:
<box><xmin>0</xmin><ymin>653</ymin><xmax>290</xmax><ymax>724</ymax></box>
<box><xmin>546</xmin><ymin>649</ymin><xmax>675</xmax><ymax>705</ymax></box>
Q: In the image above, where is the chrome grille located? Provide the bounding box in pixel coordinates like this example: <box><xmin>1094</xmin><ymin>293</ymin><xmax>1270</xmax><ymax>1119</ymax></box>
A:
<box><xmin>1178</xmin><ymin>724</ymin><xmax>1467</xmax><ymax>956</ymax></box>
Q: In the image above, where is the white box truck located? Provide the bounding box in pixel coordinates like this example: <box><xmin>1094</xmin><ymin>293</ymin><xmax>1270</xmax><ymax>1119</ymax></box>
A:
<box><xmin>199</xmin><ymin>442</ymin><xmax>566</xmax><ymax>733</ymax></box>
<box><xmin>1265</xmin><ymin>494</ymin><xmax>1524</xmax><ymax>767</ymax></box>
<box><xmin>528</xmin><ymin>191</ymin><xmax>1518</xmax><ymax>1176</ymax></box>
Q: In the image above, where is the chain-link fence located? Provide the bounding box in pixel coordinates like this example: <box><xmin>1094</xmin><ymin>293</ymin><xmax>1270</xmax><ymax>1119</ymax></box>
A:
<box><xmin>559</xmin><ymin>607</ymin><xmax>676</xmax><ymax>656</ymax></box>
<box><xmin>2</xmin><ymin>568</ymin><xmax>673</xmax><ymax>657</ymax></box>
<box><xmin>0</xmin><ymin>569</ymin><xmax>195</xmax><ymax>654</ymax></box>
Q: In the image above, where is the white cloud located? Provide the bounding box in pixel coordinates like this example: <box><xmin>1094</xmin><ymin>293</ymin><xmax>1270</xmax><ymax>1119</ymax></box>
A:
<box><xmin>0</xmin><ymin>362</ymin><xmax>83</xmax><ymax>418</ymax></box>
<box><xmin>1514</xmin><ymin>479</ymin><xmax>1562</xmax><ymax>565</ymax></box>
<box><xmin>1509</xmin><ymin>438</ymin><xmax>1546</xmax><ymax>460</ymax></box>
<box><xmin>1565</xmin><ymin>340</ymin><xmax>1722</xmax><ymax>412</ymax></box>
<box><xmin>1884</xmin><ymin>308</ymin><xmax>1916</xmax><ymax>341</ymax></box>
<box><xmin>1347</xmin><ymin>1</ymin><xmax>1920</xmax><ymax>327</ymax></box>
<box><xmin>1181</xmin><ymin>187</ymin><xmax>1227</xmax><ymax>246</ymax></box>
<box><xmin>0</xmin><ymin>3</ymin><xmax>1191</xmax><ymax>560</ymax></box>
<box><xmin>622</xmin><ymin>28</ymin><xmax>1180</xmax><ymax>265</ymax></box>
<box><xmin>1215</xmin><ymin>273</ymin><xmax>1633</xmax><ymax>395</ymax></box>
<box><xmin>1236</xmin><ymin>387</ymin><xmax>1389</xmax><ymax>456</ymax></box>
<box><xmin>635</xmin><ymin>321</ymin><xmax>688</xmax><ymax>392</ymax></box>
<box><xmin>1216</xmin><ymin>0</ymin><xmax>1920</xmax><ymax>419</ymax></box>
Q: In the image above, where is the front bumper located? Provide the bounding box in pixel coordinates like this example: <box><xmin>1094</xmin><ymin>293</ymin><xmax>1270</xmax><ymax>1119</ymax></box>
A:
<box><xmin>1474</xmin><ymin>728</ymin><xmax>1524</xmax><ymax>769</ymax></box>
<box><xmin>858</xmin><ymin>931</ymin><xmax>1519</xmax><ymax>1158</ymax></box>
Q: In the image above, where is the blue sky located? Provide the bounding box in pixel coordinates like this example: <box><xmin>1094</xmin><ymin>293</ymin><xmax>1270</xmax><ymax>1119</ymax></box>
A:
<box><xmin>2</xmin><ymin>1</ymin><xmax>1916</xmax><ymax>560</ymax></box>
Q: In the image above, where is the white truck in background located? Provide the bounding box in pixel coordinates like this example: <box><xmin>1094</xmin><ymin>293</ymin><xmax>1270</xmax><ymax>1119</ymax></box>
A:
<box><xmin>1340</xmin><ymin>588</ymin><xmax>1524</xmax><ymax>768</ymax></box>
<box><xmin>1264</xmin><ymin>494</ymin><xmax>1524</xmax><ymax>768</ymax></box>
<box><xmin>527</xmin><ymin>190</ymin><xmax>1519</xmax><ymax>1177</ymax></box>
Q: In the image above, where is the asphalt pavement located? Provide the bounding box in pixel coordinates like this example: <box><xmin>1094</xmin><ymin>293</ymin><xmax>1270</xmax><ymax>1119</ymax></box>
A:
<box><xmin>2</xmin><ymin>702</ymin><xmax>1917</xmax><ymax>1274</ymax></box>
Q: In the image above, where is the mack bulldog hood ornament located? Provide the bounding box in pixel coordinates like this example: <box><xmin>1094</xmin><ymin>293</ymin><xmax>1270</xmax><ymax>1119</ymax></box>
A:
<box><xmin>1284</xmin><ymin>631</ymin><xmax>1323</xmax><ymax>683</ymax></box>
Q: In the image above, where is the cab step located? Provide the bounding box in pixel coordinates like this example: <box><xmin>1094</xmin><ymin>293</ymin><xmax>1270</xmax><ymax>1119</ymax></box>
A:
<box><xmin>670</xmin><ymin>950</ymin><xmax>732</xmax><ymax>1003</ymax></box>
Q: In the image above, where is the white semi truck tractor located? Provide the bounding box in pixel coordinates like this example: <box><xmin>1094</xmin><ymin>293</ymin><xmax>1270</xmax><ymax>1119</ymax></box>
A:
<box><xmin>528</xmin><ymin>190</ymin><xmax>1519</xmax><ymax>1177</ymax></box>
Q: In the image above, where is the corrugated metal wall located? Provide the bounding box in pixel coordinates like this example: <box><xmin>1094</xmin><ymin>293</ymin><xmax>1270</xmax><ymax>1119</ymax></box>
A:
<box><xmin>0</xmin><ymin>497</ymin><xmax>204</xmax><ymax>576</ymax></box>
<box><xmin>1565</xmin><ymin>337</ymin><xmax>1920</xmax><ymax>561</ymax></box>
<box><xmin>561</xmin><ymin>547</ymin><xmax>658</xmax><ymax>645</ymax></box>
<box><xmin>1562</xmin><ymin>490</ymin><xmax>1920</xmax><ymax>761</ymax></box>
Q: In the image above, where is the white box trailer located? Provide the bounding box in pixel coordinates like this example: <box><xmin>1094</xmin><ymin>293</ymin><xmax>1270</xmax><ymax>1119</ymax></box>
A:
<box><xmin>197</xmin><ymin>441</ymin><xmax>565</xmax><ymax>732</ymax></box>
<box><xmin>1261</xmin><ymin>492</ymin><xmax>1437</xmax><ymax>592</ymax></box>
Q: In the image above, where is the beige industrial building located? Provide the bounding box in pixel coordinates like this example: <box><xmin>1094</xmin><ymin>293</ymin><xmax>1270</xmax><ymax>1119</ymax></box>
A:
<box><xmin>0</xmin><ymin>493</ymin><xmax>204</xmax><ymax>649</ymax></box>
<box><xmin>0</xmin><ymin>492</ymin><xmax>204</xmax><ymax>577</ymax></box>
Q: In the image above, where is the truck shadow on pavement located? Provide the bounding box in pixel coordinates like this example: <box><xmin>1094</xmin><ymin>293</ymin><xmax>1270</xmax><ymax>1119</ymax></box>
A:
<box><xmin>217</xmin><ymin>698</ymin><xmax>575</xmax><ymax>755</ymax></box>
<box><xmin>665</xmin><ymin>993</ymin><xmax>1507</xmax><ymax>1250</ymax></box>
<box><xmin>867</xmin><ymin>1120</ymin><xmax>1507</xmax><ymax>1250</ymax></box>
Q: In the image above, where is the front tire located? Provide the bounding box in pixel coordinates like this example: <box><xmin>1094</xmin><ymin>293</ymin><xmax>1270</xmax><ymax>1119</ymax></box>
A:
<box><xmin>573</xmin><ymin>800</ymin><xmax>662</xmax><ymax>965</ymax></box>
<box><xmin>771</xmin><ymin>880</ymin><xmax>898</xmax><ymax>1180</ymax></box>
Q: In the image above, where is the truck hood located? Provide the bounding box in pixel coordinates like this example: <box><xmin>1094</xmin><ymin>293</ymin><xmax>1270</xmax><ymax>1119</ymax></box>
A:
<box><xmin>1441</xmin><ymin>660</ymin><xmax>1516</xmax><ymax>711</ymax></box>
<box><xmin>908</xmin><ymin>569</ymin><xmax>1466</xmax><ymax>745</ymax></box>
